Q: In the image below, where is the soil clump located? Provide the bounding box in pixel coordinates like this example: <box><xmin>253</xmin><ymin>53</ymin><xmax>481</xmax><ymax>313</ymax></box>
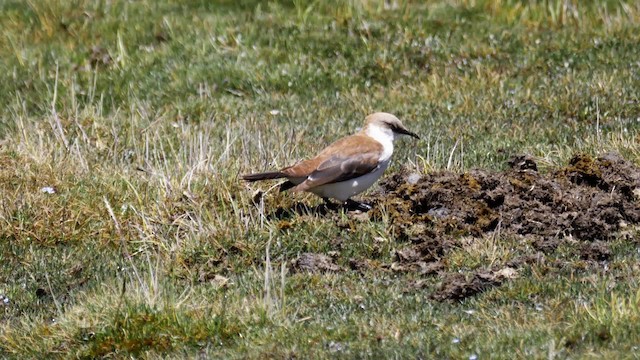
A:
<box><xmin>366</xmin><ymin>152</ymin><xmax>640</xmax><ymax>300</ymax></box>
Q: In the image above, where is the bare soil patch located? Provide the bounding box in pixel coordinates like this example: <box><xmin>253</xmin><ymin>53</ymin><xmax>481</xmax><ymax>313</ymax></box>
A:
<box><xmin>364</xmin><ymin>152</ymin><xmax>640</xmax><ymax>301</ymax></box>
<box><xmin>291</xmin><ymin>253</ymin><xmax>342</xmax><ymax>273</ymax></box>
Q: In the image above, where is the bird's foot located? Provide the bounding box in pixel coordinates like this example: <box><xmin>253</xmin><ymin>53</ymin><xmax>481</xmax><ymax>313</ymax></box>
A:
<box><xmin>343</xmin><ymin>199</ymin><xmax>372</xmax><ymax>212</ymax></box>
<box><xmin>322</xmin><ymin>198</ymin><xmax>340</xmax><ymax>211</ymax></box>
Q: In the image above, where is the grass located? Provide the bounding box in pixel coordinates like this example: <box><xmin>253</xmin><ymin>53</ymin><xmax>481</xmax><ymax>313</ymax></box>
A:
<box><xmin>1</xmin><ymin>0</ymin><xmax>640</xmax><ymax>358</ymax></box>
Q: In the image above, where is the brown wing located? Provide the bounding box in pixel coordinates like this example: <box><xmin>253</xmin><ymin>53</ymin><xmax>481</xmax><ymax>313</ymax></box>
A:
<box><xmin>292</xmin><ymin>154</ymin><xmax>381</xmax><ymax>192</ymax></box>
<box><xmin>281</xmin><ymin>134</ymin><xmax>383</xmax><ymax>192</ymax></box>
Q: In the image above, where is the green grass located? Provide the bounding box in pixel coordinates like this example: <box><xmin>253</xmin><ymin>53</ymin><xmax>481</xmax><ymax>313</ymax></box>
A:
<box><xmin>1</xmin><ymin>0</ymin><xmax>640</xmax><ymax>358</ymax></box>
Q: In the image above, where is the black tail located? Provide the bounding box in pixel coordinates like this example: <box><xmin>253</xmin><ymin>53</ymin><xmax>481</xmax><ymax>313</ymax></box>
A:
<box><xmin>279</xmin><ymin>181</ymin><xmax>296</xmax><ymax>192</ymax></box>
<box><xmin>241</xmin><ymin>171</ymin><xmax>286</xmax><ymax>182</ymax></box>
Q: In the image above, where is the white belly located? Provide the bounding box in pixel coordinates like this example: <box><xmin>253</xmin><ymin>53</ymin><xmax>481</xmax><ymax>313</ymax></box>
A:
<box><xmin>309</xmin><ymin>160</ymin><xmax>390</xmax><ymax>202</ymax></box>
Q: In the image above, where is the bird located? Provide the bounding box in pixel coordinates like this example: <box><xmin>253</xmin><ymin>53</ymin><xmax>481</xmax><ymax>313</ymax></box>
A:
<box><xmin>242</xmin><ymin>112</ymin><xmax>419</xmax><ymax>210</ymax></box>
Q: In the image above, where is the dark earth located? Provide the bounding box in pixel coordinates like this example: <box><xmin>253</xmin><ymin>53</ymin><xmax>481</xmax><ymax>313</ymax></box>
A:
<box><xmin>290</xmin><ymin>153</ymin><xmax>640</xmax><ymax>301</ymax></box>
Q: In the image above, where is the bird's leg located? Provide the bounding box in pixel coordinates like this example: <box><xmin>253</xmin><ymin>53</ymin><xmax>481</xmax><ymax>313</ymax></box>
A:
<box><xmin>344</xmin><ymin>199</ymin><xmax>372</xmax><ymax>212</ymax></box>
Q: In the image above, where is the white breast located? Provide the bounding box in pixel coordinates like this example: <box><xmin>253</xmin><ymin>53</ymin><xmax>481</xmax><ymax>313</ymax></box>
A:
<box><xmin>365</xmin><ymin>125</ymin><xmax>394</xmax><ymax>162</ymax></box>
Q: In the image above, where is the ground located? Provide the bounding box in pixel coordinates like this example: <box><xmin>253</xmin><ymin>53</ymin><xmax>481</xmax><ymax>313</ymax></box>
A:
<box><xmin>1</xmin><ymin>0</ymin><xmax>640</xmax><ymax>358</ymax></box>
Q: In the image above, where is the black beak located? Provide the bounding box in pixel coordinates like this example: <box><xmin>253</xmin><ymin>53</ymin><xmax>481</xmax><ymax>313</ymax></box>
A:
<box><xmin>396</xmin><ymin>126</ymin><xmax>420</xmax><ymax>139</ymax></box>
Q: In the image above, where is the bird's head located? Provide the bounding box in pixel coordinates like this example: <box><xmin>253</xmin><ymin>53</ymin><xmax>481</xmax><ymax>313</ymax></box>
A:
<box><xmin>364</xmin><ymin>112</ymin><xmax>420</xmax><ymax>140</ymax></box>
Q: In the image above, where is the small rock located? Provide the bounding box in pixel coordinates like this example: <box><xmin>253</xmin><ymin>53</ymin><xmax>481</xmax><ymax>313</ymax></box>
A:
<box><xmin>407</xmin><ymin>173</ymin><xmax>421</xmax><ymax>185</ymax></box>
<box><xmin>40</xmin><ymin>186</ymin><xmax>56</xmax><ymax>194</ymax></box>
<box><xmin>494</xmin><ymin>267</ymin><xmax>518</xmax><ymax>280</ymax></box>
<box><xmin>427</xmin><ymin>207</ymin><xmax>449</xmax><ymax>218</ymax></box>
<box><xmin>327</xmin><ymin>341</ymin><xmax>345</xmax><ymax>353</ymax></box>
<box><xmin>211</xmin><ymin>275</ymin><xmax>230</xmax><ymax>288</ymax></box>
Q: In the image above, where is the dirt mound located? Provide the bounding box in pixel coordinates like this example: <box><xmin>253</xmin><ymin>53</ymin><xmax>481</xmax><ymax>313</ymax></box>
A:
<box><xmin>368</xmin><ymin>152</ymin><xmax>640</xmax><ymax>301</ymax></box>
<box><xmin>430</xmin><ymin>267</ymin><xmax>518</xmax><ymax>302</ymax></box>
<box><xmin>291</xmin><ymin>253</ymin><xmax>342</xmax><ymax>273</ymax></box>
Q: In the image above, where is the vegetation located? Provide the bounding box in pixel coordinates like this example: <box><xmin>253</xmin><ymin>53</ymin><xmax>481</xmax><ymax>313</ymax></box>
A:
<box><xmin>1</xmin><ymin>0</ymin><xmax>639</xmax><ymax>358</ymax></box>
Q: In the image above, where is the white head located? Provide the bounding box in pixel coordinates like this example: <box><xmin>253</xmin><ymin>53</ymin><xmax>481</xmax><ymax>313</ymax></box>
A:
<box><xmin>363</xmin><ymin>112</ymin><xmax>419</xmax><ymax>141</ymax></box>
